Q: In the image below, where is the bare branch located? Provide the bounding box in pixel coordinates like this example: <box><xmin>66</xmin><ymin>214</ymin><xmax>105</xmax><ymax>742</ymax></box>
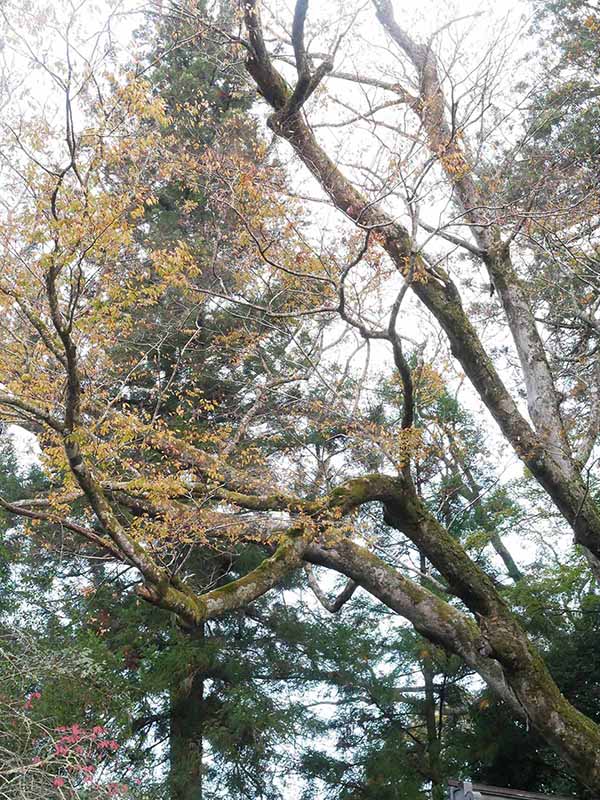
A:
<box><xmin>304</xmin><ymin>563</ymin><xmax>357</xmax><ymax>612</ymax></box>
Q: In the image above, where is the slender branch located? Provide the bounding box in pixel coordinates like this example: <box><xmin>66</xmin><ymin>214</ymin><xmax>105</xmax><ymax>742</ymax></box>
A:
<box><xmin>0</xmin><ymin>495</ymin><xmax>123</xmax><ymax>560</ymax></box>
<box><xmin>0</xmin><ymin>393</ymin><xmax>65</xmax><ymax>432</ymax></box>
<box><xmin>304</xmin><ymin>563</ymin><xmax>357</xmax><ymax>612</ymax></box>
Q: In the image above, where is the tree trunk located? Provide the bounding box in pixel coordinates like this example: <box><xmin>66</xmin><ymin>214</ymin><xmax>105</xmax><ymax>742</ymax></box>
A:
<box><xmin>169</xmin><ymin>636</ymin><xmax>205</xmax><ymax>800</ymax></box>
<box><xmin>419</xmin><ymin>553</ymin><xmax>444</xmax><ymax>800</ymax></box>
<box><xmin>422</xmin><ymin>657</ymin><xmax>443</xmax><ymax>800</ymax></box>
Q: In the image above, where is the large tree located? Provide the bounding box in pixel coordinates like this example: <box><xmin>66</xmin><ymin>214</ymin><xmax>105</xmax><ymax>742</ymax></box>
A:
<box><xmin>1</xmin><ymin>0</ymin><xmax>600</xmax><ymax>795</ymax></box>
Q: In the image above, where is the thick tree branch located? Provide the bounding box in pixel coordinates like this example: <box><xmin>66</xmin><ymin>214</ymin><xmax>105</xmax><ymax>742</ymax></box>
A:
<box><xmin>138</xmin><ymin>532</ymin><xmax>306</xmax><ymax>627</ymax></box>
<box><xmin>373</xmin><ymin>0</ymin><xmax>571</xmax><ymax>461</ymax></box>
<box><xmin>241</xmin><ymin>0</ymin><xmax>600</xmax><ymax>567</ymax></box>
<box><xmin>304</xmin><ymin>538</ymin><xmax>521</xmax><ymax>713</ymax></box>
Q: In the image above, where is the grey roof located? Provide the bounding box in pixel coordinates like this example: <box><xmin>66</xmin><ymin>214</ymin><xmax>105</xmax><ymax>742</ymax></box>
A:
<box><xmin>448</xmin><ymin>780</ymin><xmax>578</xmax><ymax>800</ymax></box>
